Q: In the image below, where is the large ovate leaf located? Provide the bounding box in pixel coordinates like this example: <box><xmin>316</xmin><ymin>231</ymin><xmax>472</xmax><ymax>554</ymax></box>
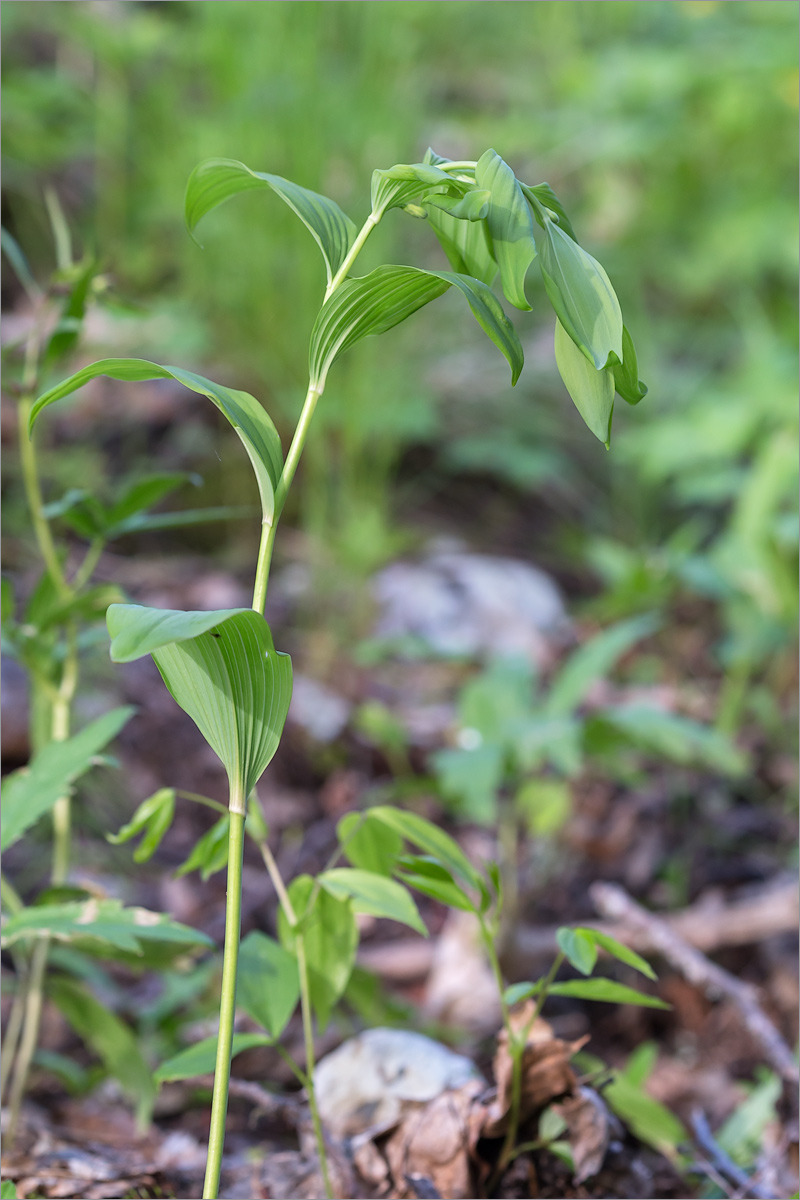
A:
<box><xmin>309</xmin><ymin>264</ymin><xmax>522</xmax><ymax>391</ymax></box>
<box><xmin>185</xmin><ymin>157</ymin><xmax>356</xmax><ymax>285</ymax></box>
<box><xmin>278</xmin><ymin>875</ymin><xmax>358</xmax><ymax>1030</ymax></box>
<box><xmin>238</xmin><ymin>931</ymin><xmax>300</xmax><ymax>1039</ymax></box>
<box><xmin>537</xmin><ymin>217</ymin><xmax>623</xmax><ymax>369</ymax></box>
<box><xmin>30</xmin><ymin>360</ymin><xmax>283</xmax><ymax>523</ymax></box>
<box><xmin>106</xmin><ymin>605</ymin><xmax>292</xmax><ymax>803</ymax></box>
<box><xmin>337</xmin><ymin>811</ymin><xmax>401</xmax><ymax>876</ymax></box>
<box><xmin>49</xmin><ymin>977</ymin><xmax>156</xmax><ymax>1125</ymax></box>
<box><xmin>613</xmin><ymin>325</ymin><xmax>648</xmax><ymax>405</ymax></box>
<box><xmin>1</xmin><ymin>706</ymin><xmax>134</xmax><ymax>851</ymax></box>
<box><xmin>1</xmin><ymin>899</ymin><xmax>212</xmax><ymax>954</ymax></box>
<box><xmin>554</xmin><ymin>318</ymin><xmax>615</xmax><ymax>445</ymax></box>
<box><xmin>154</xmin><ymin>1032</ymin><xmax>274</xmax><ymax>1084</ymax></box>
<box><xmin>476</xmin><ymin>149</ymin><xmax>537</xmax><ymax>310</ymax></box>
<box><xmin>318</xmin><ymin>868</ymin><xmax>427</xmax><ymax>935</ymax></box>
<box><xmin>556</xmin><ymin>927</ymin><xmax>598</xmax><ymax>976</ymax></box>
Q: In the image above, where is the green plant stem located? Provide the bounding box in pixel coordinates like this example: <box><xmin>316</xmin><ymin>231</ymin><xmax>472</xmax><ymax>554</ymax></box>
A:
<box><xmin>0</xmin><ymin>960</ymin><xmax>28</xmax><ymax>1102</ymax></box>
<box><xmin>71</xmin><ymin>535</ymin><xmax>105</xmax><ymax>591</ymax></box>
<box><xmin>5</xmin><ymin>938</ymin><xmax>49</xmax><ymax>1141</ymax></box>
<box><xmin>17</xmin><ymin>396</ymin><xmax>70</xmax><ymax>601</ymax></box>
<box><xmin>203</xmin><ymin>807</ymin><xmax>245</xmax><ymax>1200</ymax></box>
<box><xmin>325</xmin><ymin>213</ymin><xmax>378</xmax><ymax>298</ymax></box>
<box><xmin>258</xmin><ymin>839</ymin><xmax>333</xmax><ymax>1199</ymax></box>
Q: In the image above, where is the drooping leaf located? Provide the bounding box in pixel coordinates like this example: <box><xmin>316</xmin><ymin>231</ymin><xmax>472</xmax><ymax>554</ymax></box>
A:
<box><xmin>366</xmin><ymin>806</ymin><xmax>482</xmax><ymax>892</ymax></box>
<box><xmin>30</xmin><ymin>360</ymin><xmax>283</xmax><ymax>524</ymax></box>
<box><xmin>44</xmin><ymin>257</ymin><xmax>97</xmax><ymax>366</ymax></box>
<box><xmin>396</xmin><ymin>856</ymin><xmax>476</xmax><ymax>912</ymax></box>
<box><xmin>426</xmin><ymin>205</ymin><xmax>498</xmax><ymax>285</ymax></box>
<box><xmin>175</xmin><ymin>815</ymin><xmax>230</xmax><ymax>880</ymax></box>
<box><xmin>1</xmin><ymin>706</ymin><xmax>134</xmax><ymax>851</ymax></box>
<box><xmin>613</xmin><ymin>325</ymin><xmax>648</xmax><ymax>405</ymax></box>
<box><xmin>545</xmin><ymin>614</ymin><xmax>659</xmax><ymax>717</ymax></box>
<box><xmin>371</xmin><ymin>161</ymin><xmax>463</xmax><ymax>220</ymax></box>
<box><xmin>476</xmin><ymin>149</ymin><xmax>537</xmax><ymax>310</ymax></box>
<box><xmin>603</xmin><ymin>1069</ymin><xmax>687</xmax><ymax>1158</ymax></box>
<box><xmin>537</xmin><ymin>217</ymin><xmax>623</xmax><ymax>369</ymax></box>
<box><xmin>106</xmin><ymin>472</ymin><xmax>200</xmax><ymax>526</ymax></box>
<box><xmin>107</xmin><ymin>605</ymin><xmax>293</xmax><ymax>804</ymax></box>
<box><xmin>318</xmin><ymin>868</ymin><xmax>427</xmax><ymax>936</ymax></box>
<box><xmin>554</xmin><ymin>318</ymin><xmax>615</xmax><ymax>446</ymax></box>
<box><xmin>107</xmin><ymin>788</ymin><xmax>176</xmax><ymax>863</ymax></box>
<box><xmin>237</xmin><ymin>931</ymin><xmax>300</xmax><ymax>1039</ymax></box>
<box><xmin>154</xmin><ymin>1032</ymin><xmax>274</xmax><ymax>1084</ymax></box>
<box><xmin>337</xmin><ymin>811</ymin><xmax>401</xmax><ymax>876</ymax></box>
<box><xmin>278</xmin><ymin>875</ymin><xmax>358</xmax><ymax>1030</ymax></box>
<box><xmin>48</xmin><ymin>976</ymin><xmax>156</xmax><ymax>1125</ymax></box>
<box><xmin>309</xmin><ymin>264</ymin><xmax>522</xmax><ymax>391</ymax></box>
<box><xmin>523</xmin><ymin>182</ymin><xmax>578</xmax><ymax>242</ymax></box>
<box><xmin>184</xmin><ymin>157</ymin><xmax>357</xmax><ymax>285</ymax></box>
<box><xmin>425</xmin><ymin>188</ymin><xmax>491</xmax><ymax>221</ymax></box>
<box><xmin>571</xmin><ymin>928</ymin><xmax>657</xmax><ymax>982</ymax></box>
<box><xmin>556</xmin><ymin>927</ymin><xmax>598</xmax><ymax>976</ymax></box>
<box><xmin>1</xmin><ymin>899</ymin><xmax>212</xmax><ymax>954</ymax></box>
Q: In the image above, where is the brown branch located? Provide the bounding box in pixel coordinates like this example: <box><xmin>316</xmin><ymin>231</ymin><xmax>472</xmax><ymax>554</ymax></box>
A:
<box><xmin>590</xmin><ymin>881</ymin><xmax>798</xmax><ymax>1084</ymax></box>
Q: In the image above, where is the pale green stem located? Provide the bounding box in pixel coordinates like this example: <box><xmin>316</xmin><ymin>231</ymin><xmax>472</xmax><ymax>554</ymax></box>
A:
<box><xmin>5</xmin><ymin>938</ymin><xmax>49</xmax><ymax>1141</ymax></box>
<box><xmin>18</xmin><ymin>396</ymin><xmax>70</xmax><ymax>602</ymax></box>
<box><xmin>71</xmin><ymin>535</ymin><xmax>105</xmax><ymax>592</ymax></box>
<box><xmin>203</xmin><ymin>806</ymin><xmax>245</xmax><ymax>1200</ymax></box>
<box><xmin>0</xmin><ymin>973</ymin><xmax>28</xmax><ymax>1101</ymax></box>
<box><xmin>325</xmin><ymin>213</ymin><xmax>378</xmax><ymax>299</ymax></box>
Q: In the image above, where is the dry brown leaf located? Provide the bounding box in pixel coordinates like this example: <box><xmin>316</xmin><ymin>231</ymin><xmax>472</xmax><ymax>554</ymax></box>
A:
<box><xmin>424</xmin><ymin>910</ymin><xmax>503</xmax><ymax>1032</ymax></box>
<box><xmin>482</xmin><ymin>1004</ymin><xmax>585</xmax><ymax>1138</ymax></box>
<box><xmin>382</xmin><ymin>1078</ymin><xmax>486</xmax><ymax>1200</ymax></box>
<box><xmin>553</xmin><ymin>1086</ymin><xmax>612</xmax><ymax>1183</ymax></box>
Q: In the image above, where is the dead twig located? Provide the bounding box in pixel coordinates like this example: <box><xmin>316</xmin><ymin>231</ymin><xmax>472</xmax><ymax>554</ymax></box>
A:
<box><xmin>196</xmin><ymin>1074</ymin><xmax>304</xmax><ymax>1123</ymax></box>
<box><xmin>590</xmin><ymin>881</ymin><xmax>799</xmax><ymax>1084</ymax></box>
<box><xmin>690</xmin><ymin>1109</ymin><xmax>778</xmax><ymax>1200</ymax></box>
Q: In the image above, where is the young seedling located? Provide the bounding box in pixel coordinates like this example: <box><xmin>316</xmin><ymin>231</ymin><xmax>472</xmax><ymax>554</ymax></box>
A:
<box><xmin>30</xmin><ymin>148</ymin><xmax>648</xmax><ymax>1197</ymax></box>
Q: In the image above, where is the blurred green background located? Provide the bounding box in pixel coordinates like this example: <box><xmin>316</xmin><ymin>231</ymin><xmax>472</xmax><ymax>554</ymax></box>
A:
<box><xmin>3</xmin><ymin>0</ymin><xmax>798</xmax><ymax>720</ymax></box>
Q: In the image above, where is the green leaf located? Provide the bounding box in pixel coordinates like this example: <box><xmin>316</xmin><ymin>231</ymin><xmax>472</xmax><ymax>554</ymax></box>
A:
<box><xmin>396</xmin><ymin>856</ymin><xmax>476</xmax><ymax>912</ymax></box>
<box><xmin>106</xmin><ymin>605</ymin><xmax>292</xmax><ymax>802</ymax></box>
<box><xmin>107</xmin><ymin>787</ymin><xmax>176</xmax><ymax>863</ymax></box>
<box><xmin>613</xmin><ymin>325</ymin><xmax>648</xmax><ymax>405</ymax></box>
<box><xmin>366</xmin><ymin>806</ymin><xmax>482</xmax><ymax>891</ymax></box>
<box><xmin>426</xmin><ymin>205</ymin><xmax>498</xmax><ymax>285</ymax></box>
<box><xmin>44</xmin><ymin>257</ymin><xmax>96</xmax><ymax>366</ymax></box>
<box><xmin>318</xmin><ymin>868</ymin><xmax>427</xmax><ymax>936</ymax></box>
<box><xmin>716</xmin><ymin>1070</ymin><xmax>781</xmax><ymax>1166</ymax></box>
<box><xmin>2</xmin><ymin>225</ymin><xmax>41</xmax><ymax>302</ymax></box>
<box><xmin>431</xmin><ymin>744</ymin><xmax>504</xmax><ymax>825</ymax></box>
<box><xmin>523</xmin><ymin>182</ymin><xmax>578</xmax><ymax>242</ymax></box>
<box><xmin>504</xmin><ymin>981</ymin><xmax>538</xmax><ymax>1007</ymax></box>
<box><xmin>237</xmin><ymin>931</ymin><xmax>300</xmax><ymax>1039</ymax></box>
<box><xmin>108</xmin><ymin>505</ymin><xmax>253</xmax><ymax>538</ymax></box>
<box><xmin>106</xmin><ymin>471</ymin><xmax>200</xmax><ymax>526</ymax></box>
<box><xmin>556</xmin><ymin>927</ymin><xmax>598</xmax><ymax>976</ymax></box>
<box><xmin>601</xmin><ymin>705</ymin><xmax>747</xmax><ymax>776</ymax></box>
<box><xmin>547</xmin><ymin>978</ymin><xmax>670</xmax><ymax>1009</ymax></box>
<box><xmin>426</xmin><ymin>189</ymin><xmax>491</xmax><ymax>221</ymax></box>
<box><xmin>1</xmin><ymin>899</ymin><xmax>212</xmax><ymax>954</ymax></box>
<box><xmin>476</xmin><ymin>149</ymin><xmax>537</xmax><ymax>310</ymax></box>
<box><xmin>175</xmin><ymin>816</ymin><xmax>230</xmax><ymax>880</ymax></box>
<box><xmin>1</xmin><ymin>707</ymin><xmax>134</xmax><ymax>851</ymax></box>
<box><xmin>30</xmin><ymin>583</ymin><xmax>125</xmax><ymax>634</ymax></box>
<box><xmin>604</xmin><ymin>1070</ymin><xmax>687</xmax><ymax>1158</ymax></box>
<box><xmin>337</xmin><ymin>811</ymin><xmax>401</xmax><ymax>876</ymax></box>
<box><xmin>309</xmin><ymin>264</ymin><xmax>523</xmax><ymax>392</ymax></box>
<box><xmin>572</xmin><ymin>928</ymin><xmax>657</xmax><ymax>981</ymax></box>
<box><xmin>48</xmin><ymin>976</ymin><xmax>156</xmax><ymax>1125</ymax></box>
<box><xmin>185</xmin><ymin>157</ymin><xmax>357</xmax><ymax>285</ymax></box>
<box><xmin>545</xmin><ymin>614</ymin><xmax>659</xmax><ymax>717</ymax></box>
<box><xmin>554</xmin><ymin>318</ymin><xmax>615</xmax><ymax>446</ymax></box>
<box><xmin>515</xmin><ymin>779</ymin><xmax>571</xmax><ymax>837</ymax></box>
<box><xmin>30</xmin><ymin>360</ymin><xmax>283</xmax><ymax>524</ymax></box>
<box><xmin>154</xmin><ymin>1032</ymin><xmax>273</xmax><ymax>1084</ymax></box>
<box><xmin>1</xmin><ymin>1180</ymin><xmax>18</xmax><ymax>1198</ymax></box>
<box><xmin>371</xmin><ymin>161</ymin><xmax>461</xmax><ymax>220</ymax></box>
<box><xmin>278</xmin><ymin>875</ymin><xmax>358</xmax><ymax>1030</ymax></box>
<box><xmin>537</xmin><ymin>218</ymin><xmax>623</xmax><ymax>369</ymax></box>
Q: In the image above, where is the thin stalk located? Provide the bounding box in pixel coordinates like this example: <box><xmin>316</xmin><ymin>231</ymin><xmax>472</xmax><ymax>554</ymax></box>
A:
<box><xmin>71</xmin><ymin>535</ymin><xmax>105</xmax><ymax>591</ymax></box>
<box><xmin>0</xmin><ymin>963</ymin><xmax>28</xmax><ymax>1101</ymax></box>
<box><xmin>17</xmin><ymin>396</ymin><xmax>70</xmax><ymax>602</ymax></box>
<box><xmin>5</xmin><ymin>938</ymin><xmax>49</xmax><ymax>1140</ymax></box>
<box><xmin>325</xmin><ymin>214</ymin><xmax>378</xmax><ymax>299</ymax></box>
<box><xmin>202</xmin><ymin>807</ymin><xmax>245</xmax><ymax>1200</ymax></box>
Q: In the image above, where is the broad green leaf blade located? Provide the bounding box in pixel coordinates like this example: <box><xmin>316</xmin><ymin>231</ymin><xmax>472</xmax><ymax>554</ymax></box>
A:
<box><xmin>154</xmin><ymin>1032</ymin><xmax>274</xmax><ymax>1084</ymax></box>
<box><xmin>1</xmin><ymin>1180</ymin><xmax>18</xmax><ymax>1198</ymax></box>
<box><xmin>185</xmin><ymin>158</ymin><xmax>357</xmax><ymax>285</ymax></box>
<box><xmin>426</xmin><ymin>189</ymin><xmax>491</xmax><ymax>221</ymax></box>
<box><xmin>108</xmin><ymin>606</ymin><xmax>292</xmax><ymax>802</ymax></box>
<box><xmin>573</xmin><ymin>928</ymin><xmax>657</xmax><ymax>981</ymax></box>
<box><xmin>523</xmin><ymin>182</ymin><xmax>578</xmax><ymax>242</ymax></box>
<box><xmin>613</xmin><ymin>325</ymin><xmax>648</xmax><ymax>405</ymax></box>
<box><xmin>30</xmin><ymin>360</ymin><xmax>282</xmax><ymax>523</ymax></box>
<box><xmin>603</xmin><ymin>1071</ymin><xmax>687</xmax><ymax>1158</ymax></box>
<box><xmin>367</xmin><ymin>807</ymin><xmax>482</xmax><ymax>892</ymax></box>
<box><xmin>397</xmin><ymin>857</ymin><xmax>476</xmax><ymax>912</ymax></box>
<box><xmin>238</xmin><ymin>931</ymin><xmax>300</xmax><ymax>1039</ymax></box>
<box><xmin>371</xmin><ymin>162</ymin><xmax>461</xmax><ymax>219</ymax></box>
<box><xmin>176</xmin><ymin>815</ymin><xmax>230</xmax><ymax>880</ymax></box>
<box><xmin>49</xmin><ymin>976</ymin><xmax>156</xmax><ymax>1125</ymax></box>
<box><xmin>538</xmin><ymin>219</ymin><xmax>623</xmax><ymax>369</ymax></box>
<box><xmin>106</xmin><ymin>472</ymin><xmax>200</xmax><ymax>526</ymax></box>
<box><xmin>476</xmin><ymin>149</ymin><xmax>537</xmax><ymax>310</ymax></box>
<box><xmin>545</xmin><ymin>614</ymin><xmax>659</xmax><ymax>717</ymax></box>
<box><xmin>107</xmin><ymin>787</ymin><xmax>176</xmax><ymax>863</ymax></box>
<box><xmin>337</xmin><ymin>811</ymin><xmax>401</xmax><ymax>876</ymax></box>
<box><xmin>278</xmin><ymin>875</ymin><xmax>358</xmax><ymax>1030</ymax></box>
<box><xmin>309</xmin><ymin>265</ymin><xmax>522</xmax><ymax>391</ymax></box>
<box><xmin>556</xmin><ymin>927</ymin><xmax>598</xmax><ymax>976</ymax></box>
<box><xmin>547</xmin><ymin>978</ymin><xmax>670</xmax><ymax>1009</ymax></box>
<box><xmin>1</xmin><ymin>899</ymin><xmax>212</xmax><ymax>954</ymax></box>
<box><xmin>426</xmin><ymin>205</ymin><xmax>498</xmax><ymax>285</ymax></box>
<box><xmin>554</xmin><ymin>319</ymin><xmax>615</xmax><ymax>445</ymax></box>
<box><xmin>1</xmin><ymin>706</ymin><xmax>134</xmax><ymax>851</ymax></box>
<box><xmin>318</xmin><ymin>868</ymin><xmax>427</xmax><ymax>936</ymax></box>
